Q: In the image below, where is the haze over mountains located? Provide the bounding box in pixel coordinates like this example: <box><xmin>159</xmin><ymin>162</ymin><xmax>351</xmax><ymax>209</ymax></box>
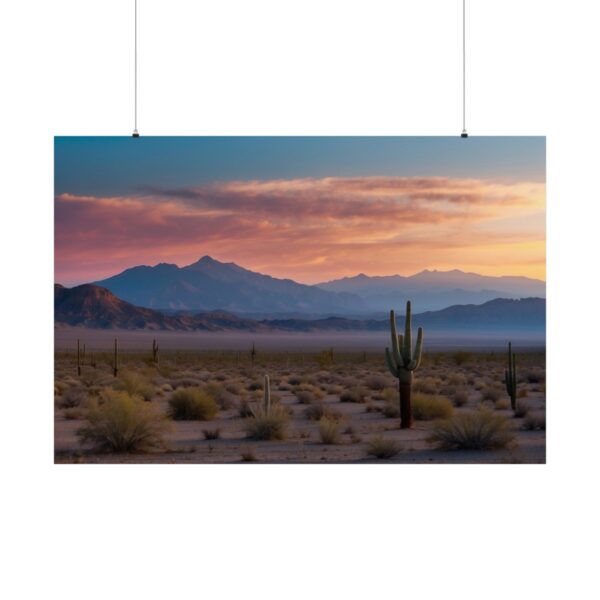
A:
<box><xmin>92</xmin><ymin>255</ymin><xmax>546</xmax><ymax>315</ymax></box>
<box><xmin>55</xmin><ymin>284</ymin><xmax>545</xmax><ymax>333</ymax></box>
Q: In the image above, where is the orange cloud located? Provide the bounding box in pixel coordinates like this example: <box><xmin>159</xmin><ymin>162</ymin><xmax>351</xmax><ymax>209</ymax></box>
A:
<box><xmin>55</xmin><ymin>176</ymin><xmax>545</xmax><ymax>285</ymax></box>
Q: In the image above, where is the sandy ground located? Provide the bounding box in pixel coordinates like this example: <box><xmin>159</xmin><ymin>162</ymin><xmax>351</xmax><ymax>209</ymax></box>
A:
<box><xmin>54</xmin><ymin>349</ymin><xmax>546</xmax><ymax>464</ymax></box>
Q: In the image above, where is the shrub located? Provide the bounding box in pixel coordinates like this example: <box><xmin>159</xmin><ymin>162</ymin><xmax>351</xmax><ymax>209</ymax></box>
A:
<box><xmin>452</xmin><ymin>351</ymin><xmax>472</xmax><ymax>366</ymax></box>
<box><xmin>366</xmin><ymin>374</ymin><xmax>389</xmax><ymax>391</ymax></box>
<box><xmin>203</xmin><ymin>428</ymin><xmax>221</xmax><ymax>440</ymax></box>
<box><xmin>296</xmin><ymin>390</ymin><xmax>317</xmax><ymax>404</ymax></box>
<box><xmin>340</xmin><ymin>386</ymin><xmax>369</xmax><ymax>403</ymax></box>
<box><xmin>481</xmin><ymin>385</ymin><xmax>503</xmax><ymax>402</ymax></box>
<box><xmin>494</xmin><ymin>398</ymin><xmax>511</xmax><ymax>410</ymax></box>
<box><xmin>203</xmin><ymin>382</ymin><xmax>236</xmax><ymax>409</ymax></box>
<box><xmin>77</xmin><ymin>390</ymin><xmax>169</xmax><ymax>452</ymax></box>
<box><xmin>412</xmin><ymin>393</ymin><xmax>454</xmax><ymax>420</ymax></box>
<box><xmin>413</xmin><ymin>378</ymin><xmax>439</xmax><ymax>395</ymax></box>
<box><xmin>238</xmin><ymin>398</ymin><xmax>254</xmax><ymax>418</ymax></box>
<box><xmin>318</xmin><ymin>418</ymin><xmax>341</xmax><ymax>444</ymax></box>
<box><xmin>115</xmin><ymin>370</ymin><xmax>156</xmax><ymax>401</ymax></box>
<box><xmin>304</xmin><ymin>402</ymin><xmax>342</xmax><ymax>422</ymax></box>
<box><xmin>428</xmin><ymin>409</ymin><xmax>514</xmax><ymax>450</ymax></box>
<box><xmin>452</xmin><ymin>389</ymin><xmax>469</xmax><ymax>407</ymax></box>
<box><xmin>365</xmin><ymin>436</ymin><xmax>402</xmax><ymax>459</ymax></box>
<box><xmin>244</xmin><ymin>405</ymin><xmax>288</xmax><ymax>441</ymax></box>
<box><xmin>522</xmin><ymin>413</ymin><xmax>546</xmax><ymax>431</ymax></box>
<box><xmin>57</xmin><ymin>386</ymin><xmax>88</xmax><ymax>409</ymax></box>
<box><xmin>240</xmin><ymin>447</ymin><xmax>258</xmax><ymax>462</ymax></box>
<box><xmin>168</xmin><ymin>387</ymin><xmax>219</xmax><ymax>420</ymax></box>
<box><xmin>382</xmin><ymin>399</ymin><xmax>400</xmax><ymax>418</ymax></box>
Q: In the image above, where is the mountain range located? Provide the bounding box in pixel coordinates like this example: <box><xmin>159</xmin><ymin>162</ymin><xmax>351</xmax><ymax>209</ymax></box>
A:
<box><xmin>92</xmin><ymin>255</ymin><xmax>546</xmax><ymax>315</ymax></box>
<box><xmin>55</xmin><ymin>284</ymin><xmax>545</xmax><ymax>333</ymax></box>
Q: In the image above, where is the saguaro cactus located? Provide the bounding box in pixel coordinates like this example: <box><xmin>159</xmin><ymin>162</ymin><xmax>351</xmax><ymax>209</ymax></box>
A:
<box><xmin>76</xmin><ymin>339</ymin><xmax>81</xmax><ymax>376</ymax></box>
<box><xmin>505</xmin><ymin>341</ymin><xmax>517</xmax><ymax>411</ymax></box>
<box><xmin>113</xmin><ymin>338</ymin><xmax>119</xmax><ymax>377</ymax></box>
<box><xmin>263</xmin><ymin>374</ymin><xmax>271</xmax><ymax>414</ymax></box>
<box><xmin>385</xmin><ymin>301</ymin><xmax>424</xmax><ymax>429</ymax></box>
<box><xmin>250</xmin><ymin>342</ymin><xmax>257</xmax><ymax>369</ymax></box>
<box><xmin>152</xmin><ymin>339</ymin><xmax>159</xmax><ymax>365</ymax></box>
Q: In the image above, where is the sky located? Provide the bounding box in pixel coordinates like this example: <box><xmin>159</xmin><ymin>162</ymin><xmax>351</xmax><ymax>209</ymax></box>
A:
<box><xmin>55</xmin><ymin>136</ymin><xmax>545</xmax><ymax>286</ymax></box>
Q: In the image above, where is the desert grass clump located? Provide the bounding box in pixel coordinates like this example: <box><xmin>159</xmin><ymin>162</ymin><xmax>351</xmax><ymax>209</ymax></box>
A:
<box><xmin>57</xmin><ymin>386</ymin><xmax>88</xmax><ymax>409</ymax></box>
<box><xmin>427</xmin><ymin>409</ymin><xmax>514</xmax><ymax>450</ymax></box>
<box><xmin>366</xmin><ymin>374</ymin><xmax>389</xmax><ymax>391</ymax></box>
<box><xmin>412</xmin><ymin>393</ymin><xmax>454</xmax><ymax>421</ymax></box>
<box><xmin>481</xmin><ymin>385</ymin><xmax>503</xmax><ymax>403</ymax></box>
<box><xmin>115</xmin><ymin>370</ymin><xmax>155</xmax><ymax>401</ymax></box>
<box><xmin>318</xmin><ymin>417</ymin><xmax>341</xmax><ymax>444</ymax></box>
<box><xmin>340</xmin><ymin>386</ymin><xmax>369</xmax><ymax>403</ymax></box>
<box><xmin>494</xmin><ymin>398</ymin><xmax>511</xmax><ymax>410</ymax></box>
<box><xmin>77</xmin><ymin>390</ymin><xmax>169</xmax><ymax>452</ymax></box>
<box><xmin>365</xmin><ymin>435</ymin><xmax>402</xmax><ymax>459</ymax></box>
<box><xmin>451</xmin><ymin>389</ymin><xmax>469</xmax><ymax>407</ymax></box>
<box><xmin>168</xmin><ymin>387</ymin><xmax>219</xmax><ymax>421</ymax></box>
<box><xmin>304</xmin><ymin>402</ymin><xmax>342</xmax><ymax>422</ymax></box>
<box><xmin>296</xmin><ymin>390</ymin><xmax>317</xmax><ymax>404</ymax></box>
<box><xmin>245</xmin><ymin>405</ymin><xmax>288</xmax><ymax>440</ymax></box>
<box><xmin>240</xmin><ymin>447</ymin><xmax>258</xmax><ymax>462</ymax></box>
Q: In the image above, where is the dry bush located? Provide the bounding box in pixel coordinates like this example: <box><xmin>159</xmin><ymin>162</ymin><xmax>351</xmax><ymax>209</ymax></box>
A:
<box><xmin>238</xmin><ymin>398</ymin><xmax>254</xmax><ymax>418</ymax></box>
<box><xmin>168</xmin><ymin>387</ymin><xmax>219</xmax><ymax>421</ymax></box>
<box><xmin>326</xmin><ymin>384</ymin><xmax>343</xmax><ymax>395</ymax></box>
<box><xmin>296</xmin><ymin>390</ymin><xmax>317</xmax><ymax>404</ymax></box>
<box><xmin>365</xmin><ymin>436</ymin><xmax>402</xmax><ymax>459</ymax></box>
<box><xmin>494</xmin><ymin>398</ymin><xmax>511</xmax><ymax>410</ymax></box>
<box><xmin>452</xmin><ymin>389</ymin><xmax>469</xmax><ymax>407</ymax></box>
<box><xmin>481</xmin><ymin>385</ymin><xmax>503</xmax><ymax>403</ymax></box>
<box><xmin>240</xmin><ymin>447</ymin><xmax>258</xmax><ymax>462</ymax></box>
<box><xmin>412</xmin><ymin>393</ymin><xmax>454</xmax><ymax>420</ymax></box>
<box><xmin>304</xmin><ymin>402</ymin><xmax>342</xmax><ymax>422</ymax></box>
<box><xmin>382</xmin><ymin>400</ymin><xmax>400</xmax><ymax>418</ymax></box>
<box><xmin>514</xmin><ymin>401</ymin><xmax>530</xmax><ymax>418</ymax></box>
<box><xmin>340</xmin><ymin>386</ymin><xmax>369</xmax><ymax>403</ymax></box>
<box><xmin>77</xmin><ymin>390</ymin><xmax>169</xmax><ymax>452</ymax></box>
<box><xmin>244</xmin><ymin>405</ymin><xmax>289</xmax><ymax>441</ymax></box>
<box><xmin>452</xmin><ymin>351</ymin><xmax>473</xmax><ymax>366</ymax></box>
<box><xmin>413</xmin><ymin>378</ymin><xmax>439</xmax><ymax>395</ymax></box>
<box><xmin>115</xmin><ymin>370</ymin><xmax>155</xmax><ymax>401</ymax></box>
<box><xmin>203</xmin><ymin>428</ymin><xmax>221</xmax><ymax>440</ymax></box>
<box><xmin>203</xmin><ymin>382</ymin><xmax>236</xmax><ymax>409</ymax></box>
<box><xmin>318</xmin><ymin>418</ymin><xmax>341</xmax><ymax>444</ymax></box>
<box><xmin>522</xmin><ymin>413</ymin><xmax>546</xmax><ymax>431</ymax></box>
<box><xmin>366</xmin><ymin>374</ymin><xmax>389</xmax><ymax>391</ymax></box>
<box><xmin>428</xmin><ymin>409</ymin><xmax>514</xmax><ymax>450</ymax></box>
<box><xmin>56</xmin><ymin>386</ymin><xmax>88</xmax><ymax>409</ymax></box>
<box><xmin>518</xmin><ymin>388</ymin><xmax>529</xmax><ymax>398</ymax></box>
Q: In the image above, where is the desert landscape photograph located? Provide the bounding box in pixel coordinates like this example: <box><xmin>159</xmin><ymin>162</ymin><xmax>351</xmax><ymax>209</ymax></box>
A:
<box><xmin>54</xmin><ymin>136</ymin><xmax>546</xmax><ymax>464</ymax></box>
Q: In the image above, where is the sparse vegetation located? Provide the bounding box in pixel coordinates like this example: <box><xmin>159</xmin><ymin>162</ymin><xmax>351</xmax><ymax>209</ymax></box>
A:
<box><xmin>412</xmin><ymin>393</ymin><xmax>454</xmax><ymax>420</ymax></box>
<box><xmin>318</xmin><ymin>418</ymin><xmax>341</xmax><ymax>444</ymax></box>
<box><xmin>244</xmin><ymin>405</ymin><xmax>289</xmax><ymax>440</ymax></box>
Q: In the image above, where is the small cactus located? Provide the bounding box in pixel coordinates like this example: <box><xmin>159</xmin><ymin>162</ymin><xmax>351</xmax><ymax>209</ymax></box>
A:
<box><xmin>113</xmin><ymin>338</ymin><xmax>119</xmax><ymax>377</ymax></box>
<box><xmin>505</xmin><ymin>341</ymin><xmax>517</xmax><ymax>411</ymax></box>
<box><xmin>263</xmin><ymin>374</ymin><xmax>271</xmax><ymax>414</ymax></box>
<box><xmin>385</xmin><ymin>301</ymin><xmax>424</xmax><ymax>429</ymax></box>
<box><xmin>152</xmin><ymin>339</ymin><xmax>159</xmax><ymax>365</ymax></box>
<box><xmin>250</xmin><ymin>342</ymin><xmax>257</xmax><ymax>369</ymax></box>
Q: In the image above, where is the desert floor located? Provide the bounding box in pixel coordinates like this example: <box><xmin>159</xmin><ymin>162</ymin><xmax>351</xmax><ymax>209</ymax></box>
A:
<box><xmin>54</xmin><ymin>343</ymin><xmax>546</xmax><ymax>464</ymax></box>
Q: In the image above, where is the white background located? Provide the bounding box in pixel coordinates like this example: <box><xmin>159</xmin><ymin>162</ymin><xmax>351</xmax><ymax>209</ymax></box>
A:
<box><xmin>1</xmin><ymin>1</ymin><xmax>599</xmax><ymax>598</ymax></box>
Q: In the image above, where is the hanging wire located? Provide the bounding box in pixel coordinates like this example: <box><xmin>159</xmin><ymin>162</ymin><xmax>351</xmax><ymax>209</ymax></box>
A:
<box><xmin>132</xmin><ymin>0</ymin><xmax>139</xmax><ymax>137</ymax></box>
<box><xmin>461</xmin><ymin>0</ymin><xmax>468</xmax><ymax>137</ymax></box>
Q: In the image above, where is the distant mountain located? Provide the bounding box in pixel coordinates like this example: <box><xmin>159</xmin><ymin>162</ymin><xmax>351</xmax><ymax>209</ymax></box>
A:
<box><xmin>317</xmin><ymin>269</ymin><xmax>546</xmax><ymax>312</ymax></box>
<box><xmin>54</xmin><ymin>284</ymin><xmax>270</xmax><ymax>331</ymax></box>
<box><xmin>55</xmin><ymin>284</ymin><xmax>545</xmax><ymax>333</ymax></box>
<box><xmin>94</xmin><ymin>256</ymin><xmax>364</xmax><ymax>314</ymax></box>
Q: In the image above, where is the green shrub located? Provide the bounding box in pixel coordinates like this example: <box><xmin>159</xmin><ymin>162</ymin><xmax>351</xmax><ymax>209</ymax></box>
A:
<box><xmin>365</xmin><ymin>436</ymin><xmax>402</xmax><ymax>459</ymax></box>
<box><xmin>168</xmin><ymin>387</ymin><xmax>219</xmax><ymax>420</ymax></box>
<box><xmin>77</xmin><ymin>390</ymin><xmax>169</xmax><ymax>452</ymax></box>
<box><xmin>428</xmin><ymin>409</ymin><xmax>514</xmax><ymax>450</ymax></box>
<box><xmin>412</xmin><ymin>393</ymin><xmax>454</xmax><ymax>420</ymax></box>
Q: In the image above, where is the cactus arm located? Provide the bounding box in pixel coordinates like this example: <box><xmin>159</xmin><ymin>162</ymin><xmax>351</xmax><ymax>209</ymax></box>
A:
<box><xmin>413</xmin><ymin>327</ymin><xmax>424</xmax><ymax>369</ymax></box>
<box><xmin>385</xmin><ymin>347</ymin><xmax>398</xmax><ymax>376</ymax></box>
<box><xmin>390</xmin><ymin>310</ymin><xmax>403</xmax><ymax>365</ymax></box>
<box><xmin>403</xmin><ymin>301</ymin><xmax>412</xmax><ymax>361</ymax></box>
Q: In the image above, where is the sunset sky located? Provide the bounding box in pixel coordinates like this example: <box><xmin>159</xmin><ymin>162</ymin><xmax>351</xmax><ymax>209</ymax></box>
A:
<box><xmin>55</xmin><ymin>136</ymin><xmax>545</xmax><ymax>286</ymax></box>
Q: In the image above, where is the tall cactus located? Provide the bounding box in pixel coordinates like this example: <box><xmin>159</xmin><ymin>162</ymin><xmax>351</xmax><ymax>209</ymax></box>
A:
<box><xmin>385</xmin><ymin>301</ymin><xmax>424</xmax><ymax>429</ymax></box>
<box><xmin>505</xmin><ymin>341</ymin><xmax>517</xmax><ymax>411</ymax></box>
<box><xmin>263</xmin><ymin>374</ymin><xmax>271</xmax><ymax>414</ymax></box>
